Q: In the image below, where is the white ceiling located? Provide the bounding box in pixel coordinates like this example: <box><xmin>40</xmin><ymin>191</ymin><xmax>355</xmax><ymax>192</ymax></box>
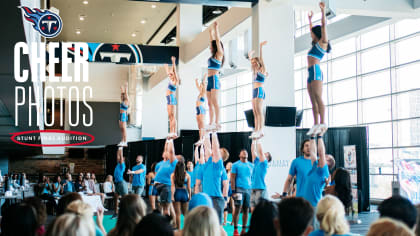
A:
<box><xmin>49</xmin><ymin>0</ymin><xmax>176</xmax><ymax>45</ymax></box>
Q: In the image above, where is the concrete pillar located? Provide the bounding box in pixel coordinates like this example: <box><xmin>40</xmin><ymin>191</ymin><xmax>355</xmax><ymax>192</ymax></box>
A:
<box><xmin>176</xmin><ymin>4</ymin><xmax>203</xmax><ymax>132</ymax></box>
<box><xmin>252</xmin><ymin>0</ymin><xmax>296</xmax><ymax>197</ymax></box>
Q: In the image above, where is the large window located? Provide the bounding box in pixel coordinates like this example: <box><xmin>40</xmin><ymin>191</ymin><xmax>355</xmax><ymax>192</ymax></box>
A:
<box><xmin>294</xmin><ymin>18</ymin><xmax>420</xmax><ymax>200</ymax></box>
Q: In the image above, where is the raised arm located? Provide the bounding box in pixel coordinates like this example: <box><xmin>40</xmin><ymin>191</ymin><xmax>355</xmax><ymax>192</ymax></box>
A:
<box><xmin>171</xmin><ymin>56</ymin><xmax>180</xmax><ymax>85</ymax></box>
<box><xmin>167</xmin><ymin>139</ymin><xmax>176</xmax><ymax>162</ymax></box>
<box><xmin>195</xmin><ymin>78</ymin><xmax>200</xmax><ymax>91</ymax></box>
<box><xmin>211</xmin><ymin>132</ymin><xmax>221</xmax><ymax>163</ymax></box>
<box><xmin>319</xmin><ymin>2</ymin><xmax>328</xmax><ymax>44</ymax></box>
<box><xmin>257</xmin><ymin>140</ymin><xmax>265</xmax><ymax>162</ymax></box>
<box><xmin>117</xmin><ymin>147</ymin><xmax>123</xmax><ymax>164</ymax></box>
<box><xmin>317</xmin><ymin>137</ymin><xmax>326</xmax><ymax>168</ymax></box>
<box><xmin>309</xmin><ymin>137</ymin><xmax>317</xmax><ymax>162</ymax></box>
<box><xmin>199</xmin><ymin>145</ymin><xmax>205</xmax><ymax>164</ymax></box>
<box><xmin>259</xmin><ymin>41</ymin><xmax>267</xmax><ymax>73</ymax></box>
<box><xmin>308</xmin><ymin>11</ymin><xmax>313</xmax><ymax>33</ymax></box>
<box><xmin>194</xmin><ymin>146</ymin><xmax>199</xmax><ymax>164</ymax></box>
<box><xmin>251</xmin><ymin>139</ymin><xmax>257</xmax><ymax>163</ymax></box>
<box><xmin>213</xmin><ymin>22</ymin><xmax>223</xmax><ymax>59</ymax></box>
<box><xmin>204</xmin><ymin>133</ymin><xmax>212</xmax><ymax>161</ymax></box>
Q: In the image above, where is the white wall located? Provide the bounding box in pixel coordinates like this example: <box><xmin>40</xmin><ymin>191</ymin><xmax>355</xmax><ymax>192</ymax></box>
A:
<box><xmin>141</xmin><ymin>80</ymin><xmax>168</xmax><ymax>138</ymax></box>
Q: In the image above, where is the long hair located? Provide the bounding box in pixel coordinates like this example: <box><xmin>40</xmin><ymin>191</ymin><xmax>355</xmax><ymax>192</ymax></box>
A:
<box><xmin>151</xmin><ymin>162</ymin><xmax>157</xmax><ymax>173</ymax></box>
<box><xmin>183</xmin><ymin>206</ymin><xmax>221</xmax><ymax>236</ymax></box>
<box><xmin>174</xmin><ymin>161</ymin><xmax>186</xmax><ymax>188</ymax></box>
<box><xmin>334</xmin><ymin>168</ymin><xmax>352</xmax><ymax>210</ymax></box>
<box><xmin>367</xmin><ymin>218</ymin><xmax>415</xmax><ymax>236</ymax></box>
<box><xmin>316</xmin><ymin>195</ymin><xmax>350</xmax><ymax>235</ymax></box>
<box><xmin>211</xmin><ymin>40</ymin><xmax>225</xmax><ymax>66</ymax></box>
<box><xmin>1</xmin><ymin>203</ymin><xmax>38</xmax><ymax>236</ymax></box>
<box><xmin>311</xmin><ymin>25</ymin><xmax>331</xmax><ymax>53</ymax></box>
<box><xmin>109</xmin><ymin>194</ymin><xmax>147</xmax><ymax>236</ymax></box>
<box><xmin>46</xmin><ymin>213</ymin><xmax>95</xmax><ymax>236</ymax></box>
<box><xmin>246</xmin><ymin>199</ymin><xmax>278</xmax><ymax>236</ymax></box>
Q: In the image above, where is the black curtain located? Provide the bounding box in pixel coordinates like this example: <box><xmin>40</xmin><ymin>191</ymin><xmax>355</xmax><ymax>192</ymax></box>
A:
<box><xmin>296</xmin><ymin>127</ymin><xmax>370</xmax><ymax>212</ymax></box>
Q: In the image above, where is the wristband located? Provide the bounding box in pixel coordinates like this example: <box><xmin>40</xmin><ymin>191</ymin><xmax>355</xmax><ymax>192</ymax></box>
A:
<box><xmin>232</xmin><ymin>189</ymin><xmax>236</xmax><ymax>194</ymax></box>
<box><xmin>317</xmin><ymin>135</ymin><xmax>323</xmax><ymax>139</ymax></box>
<box><xmin>310</xmin><ymin>136</ymin><xmax>316</xmax><ymax>140</ymax></box>
<box><xmin>282</xmin><ymin>192</ymin><xmax>287</xmax><ymax>197</ymax></box>
<box><xmin>224</xmin><ymin>197</ymin><xmax>228</xmax><ymax>201</ymax></box>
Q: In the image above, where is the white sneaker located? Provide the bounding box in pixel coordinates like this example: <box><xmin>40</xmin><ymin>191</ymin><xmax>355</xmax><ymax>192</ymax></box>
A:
<box><xmin>249</xmin><ymin>131</ymin><xmax>256</xmax><ymax>139</ymax></box>
<box><xmin>306</xmin><ymin>125</ymin><xmax>319</xmax><ymax>136</ymax></box>
<box><xmin>123</xmin><ymin>142</ymin><xmax>128</xmax><ymax>147</ymax></box>
<box><xmin>318</xmin><ymin>124</ymin><xmax>328</xmax><ymax>134</ymax></box>
<box><xmin>258</xmin><ymin>130</ymin><xmax>264</xmax><ymax>139</ymax></box>
<box><xmin>205</xmin><ymin>124</ymin><xmax>214</xmax><ymax>132</ymax></box>
<box><xmin>117</xmin><ymin>141</ymin><xmax>124</xmax><ymax>147</ymax></box>
<box><xmin>195</xmin><ymin>139</ymin><xmax>204</xmax><ymax>146</ymax></box>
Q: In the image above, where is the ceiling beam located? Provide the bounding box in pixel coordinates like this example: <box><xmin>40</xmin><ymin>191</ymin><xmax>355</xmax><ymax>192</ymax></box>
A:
<box><xmin>148</xmin><ymin>8</ymin><xmax>178</xmax><ymax>45</ymax></box>
<box><xmin>295</xmin><ymin>15</ymin><xmax>391</xmax><ymax>54</ymax></box>
<box><xmin>294</xmin><ymin>0</ymin><xmax>420</xmax><ymax>18</ymax></box>
<box><xmin>129</xmin><ymin>0</ymin><xmax>255</xmax><ymax>8</ymax></box>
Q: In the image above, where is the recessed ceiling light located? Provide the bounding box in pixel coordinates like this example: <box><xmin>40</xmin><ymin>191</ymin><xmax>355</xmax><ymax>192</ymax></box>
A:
<box><xmin>79</xmin><ymin>15</ymin><xmax>86</xmax><ymax>21</ymax></box>
<box><xmin>212</xmin><ymin>9</ymin><xmax>222</xmax><ymax>14</ymax></box>
<box><xmin>171</xmin><ymin>36</ymin><xmax>176</xmax><ymax>40</ymax></box>
<box><xmin>76</xmin><ymin>30</ymin><xmax>81</xmax><ymax>35</ymax></box>
<box><xmin>140</xmin><ymin>19</ymin><xmax>147</xmax><ymax>24</ymax></box>
<box><xmin>151</xmin><ymin>4</ymin><xmax>156</xmax><ymax>8</ymax></box>
<box><xmin>82</xmin><ymin>0</ymin><xmax>88</xmax><ymax>5</ymax></box>
<box><xmin>131</xmin><ymin>33</ymin><xmax>136</xmax><ymax>37</ymax></box>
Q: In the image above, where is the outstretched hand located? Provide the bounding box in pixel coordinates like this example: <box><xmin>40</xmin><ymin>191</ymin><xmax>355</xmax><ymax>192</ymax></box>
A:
<box><xmin>214</xmin><ymin>21</ymin><xmax>219</xmax><ymax>28</ymax></box>
<box><xmin>319</xmin><ymin>2</ymin><xmax>325</xmax><ymax>10</ymax></box>
<box><xmin>260</xmin><ymin>41</ymin><xmax>268</xmax><ymax>46</ymax></box>
<box><xmin>171</xmin><ymin>56</ymin><xmax>176</xmax><ymax>63</ymax></box>
<box><xmin>308</xmin><ymin>11</ymin><xmax>313</xmax><ymax>19</ymax></box>
<box><xmin>248</xmin><ymin>50</ymin><xmax>255</xmax><ymax>59</ymax></box>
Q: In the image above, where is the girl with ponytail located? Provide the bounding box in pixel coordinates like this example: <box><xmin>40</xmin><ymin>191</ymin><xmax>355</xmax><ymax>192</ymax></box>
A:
<box><xmin>309</xmin><ymin>195</ymin><xmax>352</xmax><ymax>236</ymax></box>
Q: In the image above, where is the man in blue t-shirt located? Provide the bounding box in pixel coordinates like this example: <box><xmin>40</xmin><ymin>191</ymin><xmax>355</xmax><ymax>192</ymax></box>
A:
<box><xmin>250</xmin><ymin>139</ymin><xmax>272</xmax><ymax>212</ymax></box>
<box><xmin>231</xmin><ymin>149</ymin><xmax>254</xmax><ymax>235</ymax></box>
<box><xmin>128</xmin><ymin>155</ymin><xmax>146</xmax><ymax>196</ymax></box>
<box><xmin>301</xmin><ymin>130</ymin><xmax>330</xmax><ymax>208</ymax></box>
<box><xmin>112</xmin><ymin>147</ymin><xmax>127</xmax><ymax>218</ymax></box>
<box><xmin>196</xmin><ymin>131</ymin><xmax>229</xmax><ymax>226</ymax></box>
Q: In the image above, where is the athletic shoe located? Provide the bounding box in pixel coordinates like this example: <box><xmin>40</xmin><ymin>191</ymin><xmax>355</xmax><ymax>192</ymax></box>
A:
<box><xmin>257</xmin><ymin>130</ymin><xmax>264</xmax><ymax>139</ymax></box>
<box><xmin>306</xmin><ymin>124</ymin><xmax>319</xmax><ymax>136</ymax></box>
<box><xmin>194</xmin><ymin>139</ymin><xmax>203</xmax><ymax>146</ymax></box>
<box><xmin>249</xmin><ymin>131</ymin><xmax>257</xmax><ymax>139</ymax></box>
<box><xmin>216</xmin><ymin>123</ymin><xmax>222</xmax><ymax>131</ymax></box>
<box><xmin>233</xmin><ymin>229</ymin><xmax>240</xmax><ymax>236</ymax></box>
<box><xmin>122</xmin><ymin>142</ymin><xmax>128</xmax><ymax>147</ymax></box>
<box><xmin>117</xmin><ymin>141</ymin><xmax>124</xmax><ymax>147</ymax></box>
<box><xmin>205</xmin><ymin>124</ymin><xmax>215</xmax><ymax>132</ymax></box>
<box><xmin>318</xmin><ymin>123</ymin><xmax>328</xmax><ymax>135</ymax></box>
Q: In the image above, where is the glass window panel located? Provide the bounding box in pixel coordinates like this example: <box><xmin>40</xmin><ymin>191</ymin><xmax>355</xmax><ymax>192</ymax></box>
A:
<box><xmin>331</xmin><ymin>55</ymin><xmax>356</xmax><ymax>81</ymax></box>
<box><xmin>236</xmin><ymin>102</ymin><xmax>252</xmax><ymax>121</ymax></box>
<box><xmin>395</xmin><ymin>19</ymin><xmax>420</xmax><ymax>38</ymax></box>
<box><xmin>295</xmin><ymin>70</ymin><xmax>303</xmax><ymax>90</ymax></box>
<box><xmin>330</xmin><ymin>102</ymin><xmax>357</xmax><ymax>126</ymax></box>
<box><xmin>393</xmin><ymin>118</ymin><xmax>420</xmax><ymax>147</ymax></box>
<box><xmin>394</xmin><ymin>62</ymin><xmax>420</xmax><ymax>92</ymax></box>
<box><xmin>359</xmin><ymin>71</ymin><xmax>390</xmax><ymax>99</ymax></box>
<box><xmin>329</xmin><ymin>79</ymin><xmax>357</xmax><ymax>104</ymax></box>
<box><xmin>303</xmin><ymin>109</ymin><xmax>314</xmax><ymax>128</ymax></box>
<box><xmin>395</xmin><ymin>35</ymin><xmax>420</xmax><ymax>65</ymax></box>
<box><xmin>368</xmin><ymin>122</ymin><xmax>393</xmax><ymax>148</ymax></box>
<box><xmin>361</xmin><ymin>26</ymin><xmax>389</xmax><ymax>49</ymax></box>
<box><xmin>294</xmin><ymin>55</ymin><xmax>303</xmax><ymax>70</ymax></box>
<box><xmin>369</xmin><ymin>149</ymin><xmax>393</xmax><ymax>174</ymax></box>
<box><xmin>295</xmin><ymin>91</ymin><xmax>303</xmax><ymax>110</ymax></box>
<box><xmin>221</xmin><ymin>122</ymin><xmax>236</xmax><ymax>132</ymax></box>
<box><xmin>220</xmin><ymin>76</ymin><xmax>236</xmax><ymax>90</ymax></box>
<box><xmin>220</xmin><ymin>105</ymin><xmax>236</xmax><ymax>123</ymax></box>
<box><xmin>331</xmin><ymin>37</ymin><xmax>356</xmax><ymax>58</ymax></box>
<box><xmin>369</xmin><ymin>175</ymin><xmax>393</xmax><ymax>199</ymax></box>
<box><xmin>237</xmin><ymin>120</ymin><xmax>252</xmax><ymax>132</ymax></box>
<box><xmin>237</xmin><ymin>84</ymin><xmax>252</xmax><ymax>103</ymax></box>
<box><xmin>394</xmin><ymin>147</ymin><xmax>420</xmax><ymax>162</ymax></box>
<box><xmin>361</xmin><ymin>46</ymin><xmax>390</xmax><ymax>74</ymax></box>
<box><xmin>237</xmin><ymin>72</ymin><xmax>252</xmax><ymax>86</ymax></box>
<box><xmin>393</xmin><ymin>90</ymin><xmax>420</xmax><ymax>120</ymax></box>
<box><xmin>361</xmin><ymin>96</ymin><xmax>391</xmax><ymax>123</ymax></box>
<box><xmin>221</xmin><ymin>89</ymin><xmax>236</xmax><ymax>106</ymax></box>
<box><xmin>302</xmin><ymin>90</ymin><xmax>312</xmax><ymax>110</ymax></box>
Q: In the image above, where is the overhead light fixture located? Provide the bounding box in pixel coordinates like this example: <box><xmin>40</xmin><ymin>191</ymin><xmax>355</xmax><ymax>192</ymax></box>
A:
<box><xmin>76</xmin><ymin>29</ymin><xmax>81</xmax><ymax>34</ymax></box>
<box><xmin>171</xmin><ymin>36</ymin><xmax>176</xmax><ymax>40</ymax></box>
<box><xmin>131</xmin><ymin>33</ymin><xmax>137</xmax><ymax>37</ymax></box>
<box><xmin>79</xmin><ymin>15</ymin><xmax>86</xmax><ymax>21</ymax></box>
<box><xmin>82</xmin><ymin>0</ymin><xmax>88</xmax><ymax>5</ymax></box>
<box><xmin>212</xmin><ymin>9</ymin><xmax>222</xmax><ymax>14</ymax></box>
<box><xmin>140</xmin><ymin>19</ymin><xmax>147</xmax><ymax>24</ymax></box>
<box><xmin>151</xmin><ymin>4</ymin><xmax>157</xmax><ymax>8</ymax></box>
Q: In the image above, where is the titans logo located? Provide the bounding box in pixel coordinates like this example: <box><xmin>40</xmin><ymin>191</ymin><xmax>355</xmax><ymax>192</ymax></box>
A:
<box><xmin>20</xmin><ymin>6</ymin><xmax>62</xmax><ymax>38</ymax></box>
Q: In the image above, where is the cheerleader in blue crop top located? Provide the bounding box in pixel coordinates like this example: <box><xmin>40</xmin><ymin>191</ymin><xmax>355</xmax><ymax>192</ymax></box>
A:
<box><xmin>165</xmin><ymin>56</ymin><xmax>180</xmax><ymax>139</ymax></box>
<box><xmin>171</xmin><ymin>160</ymin><xmax>191</xmax><ymax>229</ymax></box>
<box><xmin>306</xmin><ymin>3</ymin><xmax>331</xmax><ymax>137</ymax></box>
<box><xmin>248</xmin><ymin>41</ymin><xmax>268</xmax><ymax>139</ymax></box>
<box><xmin>147</xmin><ymin>162</ymin><xmax>158</xmax><ymax>210</ymax></box>
<box><xmin>207</xmin><ymin>21</ymin><xmax>224</xmax><ymax>132</ymax></box>
<box><xmin>118</xmin><ymin>83</ymin><xmax>129</xmax><ymax>147</ymax></box>
<box><xmin>195</xmin><ymin>74</ymin><xmax>208</xmax><ymax>145</ymax></box>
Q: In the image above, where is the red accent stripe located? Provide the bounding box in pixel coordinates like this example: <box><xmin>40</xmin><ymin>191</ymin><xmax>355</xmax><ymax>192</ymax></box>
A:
<box><xmin>9</xmin><ymin>130</ymin><xmax>95</xmax><ymax>147</ymax></box>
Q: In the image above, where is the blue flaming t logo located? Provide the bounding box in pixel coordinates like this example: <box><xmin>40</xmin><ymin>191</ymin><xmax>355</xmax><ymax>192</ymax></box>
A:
<box><xmin>20</xmin><ymin>6</ymin><xmax>63</xmax><ymax>38</ymax></box>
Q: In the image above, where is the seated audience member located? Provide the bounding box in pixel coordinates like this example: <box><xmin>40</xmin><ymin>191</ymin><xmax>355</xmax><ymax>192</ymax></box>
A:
<box><xmin>92</xmin><ymin>173</ymin><xmax>101</xmax><ymax>193</ymax></box>
<box><xmin>65</xmin><ymin>200</ymin><xmax>106</xmax><ymax>236</ymax></box>
<box><xmin>62</xmin><ymin>173</ymin><xmax>75</xmax><ymax>194</ymax></box>
<box><xmin>188</xmin><ymin>192</ymin><xmax>213</xmax><ymax>211</ymax></box>
<box><xmin>52</xmin><ymin>175</ymin><xmax>63</xmax><ymax>197</ymax></box>
<box><xmin>309</xmin><ymin>195</ymin><xmax>351</xmax><ymax>236</ymax></box>
<box><xmin>133</xmin><ymin>211</ymin><xmax>176</xmax><ymax>236</ymax></box>
<box><xmin>245</xmin><ymin>199</ymin><xmax>278</xmax><ymax>236</ymax></box>
<box><xmin>85</xmin><ymin>173</ymin><xmax>105</xmax><ymax>203</ymax></box>
<box><xmin>108</xmin><ymin>194</ymin><xmax>147</xmax><ymax>236</ymax></box>
<box><xmin>74</xmin><ymin>174</ymin><xmax>85</xmax><ymax>192</ymax></box>
<box><xmin>104</xmin><ymin>175</ymin><xmax>115</xmax><ymax>196</ymax></box>
<box><xmin>276</xmin><ymin>197</ymin><xmax>314</xmax><ymax>236</ymax></box>
<box><xmin>183</xmin><ymin>206</ymin><xmax>226</xmax><ymax>236</ymax></box>
<box><xmin>24</xmin><ymin>197</ymin><xmax>47</xmax><ymax>236</ymax></box>
<box><xmin>324</xmin><ymin>168</ymin><xmax>352</xmax><ymax>215</ymax></box>
<box><xmin>0</xmin><ymin>203</ymin><xmax>38</xmax><ymax>236</ymax></box>
<box><xmin>57</xmin><ymin>192</ymin><xmax>82</xmax><ymax>216</ymax></box>
<box><xmin>416</xmin><ymin>204</ymin><xmax>420</xmax><ymax>236</ymax></box>
<box><xmin>378</xmin><ymin>195</ymin><xmax>417</xmax><ymax>229</ymax></box>
<box><xmin>367</xmin><ymin>218</ymin><xmax>415</xmax><ymax>236</ymax></box>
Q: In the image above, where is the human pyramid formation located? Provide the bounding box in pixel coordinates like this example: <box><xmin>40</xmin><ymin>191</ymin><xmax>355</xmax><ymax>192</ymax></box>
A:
<box><xmin>114</xmin><ymin>2</ymin><xmax>336</xmax><ymax>236</ymax></box>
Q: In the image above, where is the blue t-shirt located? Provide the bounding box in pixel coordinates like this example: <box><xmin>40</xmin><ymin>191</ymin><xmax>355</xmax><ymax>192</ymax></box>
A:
<box><xmin>198</xmin><ymin>157</ymin><xmax>227</xmax><ymax>197</ymax></box>
<box><xmin>154</xmin><ymin>159</ymin><xmax>178</xmax><ymax>186</ymax></box>
<box><xmin>301</xmin><ymin>161</ymin><xmax>330</xmax><ymax>207</ymax></box>
<box><xmin>309</xmin><ymin>230</ymin><xmax>352</xmax><ymax>236</ymax></box>
<box><xmin>194</xmin><ymin>164</ymin><xmax>204</xmax><ymax>188</ymax></box>
<box><xmin>289</xmin><ymin>156</ymin><xmax>313</xmax><ymax>197</ymax></box>
<box><xmin>114</xmin><ymin>162</ymin><xmax>126</xmax><ymax>183</ymax></box>
<box><xmin>252</xmin><ymin>157</ymin><xmax>268</xmax><ymax>190</ymax></box>
<box><xmin>187</xmin><ymin>171</ymin><xmax>194</xmax><ymax>188</ymax></box>
<box><xmin>132</xmin><ymin>164</ymin><xmax>146</xmax><ymax>187</ymax></box>
<box><xmin>155</xmin><ymin>161</ymin><xmax>164</xmax><ymax>173</ymax></box>
<box><xmin>232</xmin><ymin>160</ymin><xmax>254</xmax><ymax>189</ymax></box>
<box><xmin>63</xmin><ymin>180</ymin><xmax>74</xmax><ymax>193</ymax></box>
<box><xmin>52</xmin><ymin>182</ymin><xmax>61</xmax><ymax>197</ymax></box>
